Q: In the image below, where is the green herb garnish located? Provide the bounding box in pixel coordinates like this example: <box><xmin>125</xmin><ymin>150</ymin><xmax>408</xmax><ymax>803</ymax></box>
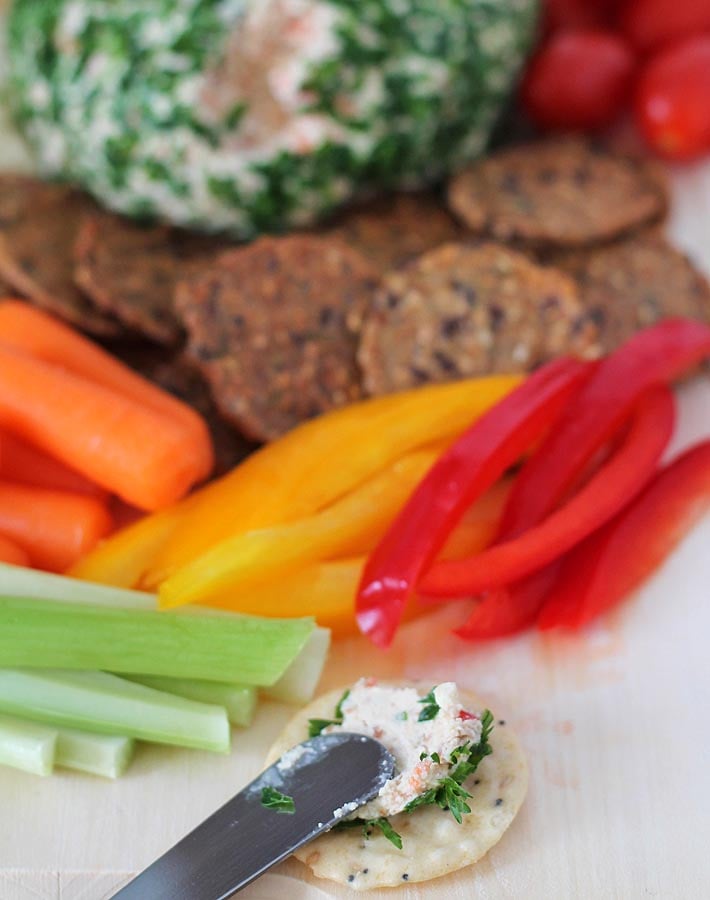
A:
<box><xmin>404</xmin><ymin>709</ymin><xmax>494</xmax><ymax>823</ymax></box>
<box><xmin>417</xmin><ymin>688</ymin><xmax>440</xmax><ymax>722</ymax></box>
<box><xmin>260</xmin><ymin>786</ymin><xmax>295</xmax><ymax>814</ymax></box>
<box><xmin>337</xmin><ymin>816</ymin><xmax>403</xmax><ymax>850</ymax></box>
<box><xmin>308</xmin><ymin>689</ymin><xmax>350</xmax><ymax>737</ymax></box>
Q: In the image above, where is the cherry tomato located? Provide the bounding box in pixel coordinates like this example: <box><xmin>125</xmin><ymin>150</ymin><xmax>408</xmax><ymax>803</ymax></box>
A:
<box><xmin>619</xmin><ymin>0</ymin><xmax>710</xmax><ymax>54</ymax></box>
<box><xmin>635</xmin><ymin>35</ymin><xmax>710</xmax><ymax>160</ymax></box>
<box><xmin>544</xmin><ymin>0</ymin><xmax>618</xmax><ymax>31</ymax></box>
<box><xmin>522</xmin><ymin>30</ymin><xmax>636</xmax><ymax>131</ymax></box>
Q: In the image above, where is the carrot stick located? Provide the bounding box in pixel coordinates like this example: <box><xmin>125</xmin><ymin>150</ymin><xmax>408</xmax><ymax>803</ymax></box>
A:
<box><xmin>0</xmin><ymin>301</ymin><xmax>211</xmax><ymax>450</ymax></box>
<box><xmin>0</xmin><ymin>534</ymin><xmax>30</xmax><ymax>567</ymax></box>
<box><xmin>0</xmin><ymin>346</ymin><xmax>209</xmax><ymax>510</ymax></box>
<box><xmin>0</xmin><ymin>480</ymin><xmax>112</xmax><ymax>571</ymax></box>
<box><xmin>0</xmin><ymin>430</ymin><xmax>107</xmax><ymax>499</ymax></box>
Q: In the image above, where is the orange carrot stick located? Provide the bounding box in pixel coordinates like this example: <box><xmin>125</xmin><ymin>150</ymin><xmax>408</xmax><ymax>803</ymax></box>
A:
<box><xmin>0</xmin><ymin>429</ymin><xmax>107</xmax><ymax>499</ymax></box>
<box><xmin>0</xmin><ymin>300</ymin><xmax>212</xmax><ymax>449</ymax></box>
<box><xmin>0</xmin><ymin>345</ymin><xmax>210</xmax><ymax>510</ymax></box>
<box><xmin>0</xmin><ymin>533</ymin><xmax>30</xmax><ymax>567</ymax></box>
<box><xmin>0</xmin><ymin>480</ymin><xmax>112</xmax><ymax>571</ymax></box>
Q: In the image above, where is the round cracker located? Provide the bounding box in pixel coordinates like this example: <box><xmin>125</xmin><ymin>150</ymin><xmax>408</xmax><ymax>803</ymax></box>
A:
<box><xmin>358</xmin><ymin>241</ymin><xmax>600</xmax><ymax>396</ymax></box>
<box><xmin>447</xmin><ymin>137</ymin><xmax>668</xmax><ymax>249</ymax></box>
<box><xmin>266</xmin><ymin>685</ymin><xmax>528</xmax><ymax>891</ymax></box>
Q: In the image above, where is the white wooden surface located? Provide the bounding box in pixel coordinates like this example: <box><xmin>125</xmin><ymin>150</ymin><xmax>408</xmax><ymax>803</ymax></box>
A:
<box><xmin>0</xmin><ymin>47</ymin><xmax>709</xmax><ymax>897</ymax></box>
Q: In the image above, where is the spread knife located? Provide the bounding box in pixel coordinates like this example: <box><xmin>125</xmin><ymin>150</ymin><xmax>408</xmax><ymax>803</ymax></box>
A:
<box><xmin>112</xmin><ymin>733</ymin><xmax>395</xmax><ymax>899</ymax></box>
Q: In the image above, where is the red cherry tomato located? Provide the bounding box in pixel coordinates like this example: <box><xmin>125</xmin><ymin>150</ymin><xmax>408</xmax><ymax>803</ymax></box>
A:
<box><xmin>635</xmin><ymin>35</ymin><xmax>710</xmax><ymax>160</ymax></box>
<box><xmin>522</xmin><ymin>30</ymin><xmax>637</xmax><ymax>131</ymax></box>
<box><xmin>619</xmin><ymin>0</ymin><xmax>710</xmax><ymax>54</ymax></box>
<box><xmin>544</xmin><ymin>0</ymin><xmax>618</xmax><ymax>31</ymax></box>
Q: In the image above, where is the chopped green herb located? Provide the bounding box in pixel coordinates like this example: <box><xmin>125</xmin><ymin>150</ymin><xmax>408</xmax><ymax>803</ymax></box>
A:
<box><xmin>417</xmin><ymin>687</ymin><xmax>440</xmax><ymax>722</ymax></box>
<box><xmin>260</xmin><ymin>786</ymin><xmax>295</xmax><ymax>814</ymax></box>
<box><xmin>430</xmin><ymin>752</ymin><xmax>441</xmax><ymax>764</ymax></box>
<box><xmin>419</xmin><ymin>751</ymin><xmax>428</xmax><ymax>761</ymax></box>
<box><xmin>404</xmin><ymin>709</ymin><xmax>494</xmax><ymax>823</ymax></box>
<box><xmin>308</xmin><ymin>689</ymin><xmax>350</xmax><ymax>737</ymax></box>
<box><xmin>395</xmin><ymin>711</ymin><xmax>408</xmax><ymax>721</ymax></box>
<box><xmin>339</xmin><ymin>816</ymin><xmax>403</xmax><ymax>850</ymax></box>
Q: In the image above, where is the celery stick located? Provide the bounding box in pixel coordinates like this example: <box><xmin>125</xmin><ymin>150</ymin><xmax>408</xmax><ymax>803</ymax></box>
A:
<box><xmin>0</xmin><ymin>596</ymin><xmax>314</xmax><ymax>685</ymax></box>
<box><xmin>0</xmin><ymin>713</ymin><xmax>56</xmax><ymax>776</ymax></box>
<box><xmin>55</xmin><ymin>729</ymin><xmax>135</xmax><ymax>778</ymax></box>
<box><xmin>265</xmin><ymin>627</ymin><xmax>331</xmax><ymax>705</ymax></box>
<box><xmin>0</xmin><ymin>670</ymin><xmax>230</xmax><ymax>753</ymax></box>
<box><xmin>0</xmin><ymin>563</ymin><xmax>155</xmax><ymax>610</ymax></box>
<box><xmin>124</xmin><ymin>675</ymin><xmax>256</xmax><ymax>727</ymax></box>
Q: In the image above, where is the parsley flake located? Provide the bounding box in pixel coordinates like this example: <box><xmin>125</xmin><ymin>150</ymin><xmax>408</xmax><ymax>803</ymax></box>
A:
<box><xmin>417</xmin><ymin>688</ymin><xmax>441</xmax><ymax>722</ymax></box>
<box><xmin>260</xmin><ymin>786</ymin><xmax>295</xmax><ymax>814</ymax></box>
<box><xmin>308</xmin><ymin>689</ymin><xmax>350</xmax><ymax>737</ymax></box>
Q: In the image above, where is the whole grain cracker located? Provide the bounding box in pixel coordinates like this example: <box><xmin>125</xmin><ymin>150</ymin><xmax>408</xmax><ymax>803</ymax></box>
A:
<box><xmin>323</xmin><ymin>193</ymin><xmax>463</xmax><ymax>273</ymax></box>
<box><xmin>358</xmin><ymin>242</ymin><xmax>600</xmax><ymax>396</ymax></box>
<box><xmin>0</xmin><ymin>175</ymin><xmax>121</xmax><ymax>335</ymax></box>
<box><xmin>447</xmin><ymin>137</ymin><xmax>669</xmax><ymax>248</ymax></box>
<box><xmin>176</xmin><ymin>235</ymin><xmax>379</xmax><ymax>442</ymax></box>
<box><xmin>266</xmin><ymin>685</ymin><xmax>527</xmax><ymax>891</ymax></box>
<box><xmin>548</xmin><ymin>230</ymin><xmax>710</xmax><ymax>354</ymax></box>
<box><xmin>74</xmin><ymin>212</ymin><xmax>234</xmax><ymax>344</ymax></box>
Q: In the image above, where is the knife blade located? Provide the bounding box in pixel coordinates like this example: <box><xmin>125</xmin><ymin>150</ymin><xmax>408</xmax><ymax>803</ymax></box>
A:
<box><xmin>112</xmin><ymin>733</ymin><xmax>395</xmax><ymax>899</ymax></box>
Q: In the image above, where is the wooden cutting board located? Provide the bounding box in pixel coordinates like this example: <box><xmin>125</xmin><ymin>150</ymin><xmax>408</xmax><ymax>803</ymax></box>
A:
<box><xmin>0</xmin><ymin>37</ymin><xmax>709</xmax><ymax>895</ymax></box>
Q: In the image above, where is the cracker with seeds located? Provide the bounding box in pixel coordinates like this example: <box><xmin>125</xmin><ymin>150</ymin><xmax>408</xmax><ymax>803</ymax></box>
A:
<box><xmin>550</xmin><ymin>230</ymin><xmax>710</xmax><ymax>354</ymax></box>
<box><xmin>358</xmin><ymin>242</ymin><xmax>600</xmax><ymax>396</ymax></box>
<box><xmin>0</xmin><ymin>175</ymin><xmax>121</xmax><ymax>335</ymax></box>
<box><xmin>266</xmin><ymin>684</ymin><xmax>527</xmax><ymax>891</ymax></box>
<box><xmin>324</xmin><ymin>193</ymin><xmax>463</xmax><ymax>273</ymax></box>
<box><xmin>447</xmin><ymin>138</ymin><xmax>668</xmax><ymax>248</ymax></box>
<box><xmin>176</xmin><ymin>235</ymin><xmax>379</xmax><ymax>442</ymax></box>
<box><xmin>74</xmin><ymin>212</ymin><xmax>233</xmax><ymax>345</ymax></box>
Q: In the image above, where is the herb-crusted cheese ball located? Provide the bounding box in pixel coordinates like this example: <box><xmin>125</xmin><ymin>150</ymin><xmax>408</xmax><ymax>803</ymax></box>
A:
<box><xmin>7</xmin><ymin>0</ymin><xmax>539</xmax><ymax>237</ymax></box>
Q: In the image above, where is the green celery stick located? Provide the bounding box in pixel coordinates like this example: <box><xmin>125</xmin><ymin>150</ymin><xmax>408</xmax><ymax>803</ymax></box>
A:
<box><xmin>265</xmin><ymin>627</ymin><xmax>331</xmax><ymax>705</ymax></box>
<box><xmin>0</xmin><ymin>670</ymin><xmax>230</xmax><ymax>753</ymax></box>
<box><xmin>0</xmin><ymin>713</ymin><xmax>56</xmax><ymax>776</ymax></box>
<box><xmin>0</xmin><ymin>596</ymin><xmax>314</xmax><ymax>684</ymax></box>
<box><xmin>125</xmin><ymin>676</ymin><xmax>256</xmax><ymax>727</ymax></box>
<box><xmin>0</xmin><ymin>563</ymin><xmax>155</xmax><ymax>610</ymax></box>
<box><xmin>55</xmin><ymin>728</ymin><xmax>135</xmax><ymax>778</ymax></box>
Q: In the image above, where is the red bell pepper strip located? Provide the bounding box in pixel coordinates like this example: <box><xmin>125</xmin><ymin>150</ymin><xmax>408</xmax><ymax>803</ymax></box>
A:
<box><xmin>454</xmin><ymin>565</ymin><xmax>560</xmax><ymax>641</ymax></box>
<box><xmin>420</xmin><ymin>385</ymin><xmax>675</xmax><ymax>597</ymax></box>
<box><xmin>355</xmin><ymin>357</ymin><xmax>594</xmax><ymax>647</ymax></box>
<box><xmin>537</xmin><ymin>440</ymin><xmax>710</xmax><ymax>631</ymax></box>
<box><xmin>497</xmin><ymin>318</ymin><xmax>710</xmax><ymax>541</ymax></box>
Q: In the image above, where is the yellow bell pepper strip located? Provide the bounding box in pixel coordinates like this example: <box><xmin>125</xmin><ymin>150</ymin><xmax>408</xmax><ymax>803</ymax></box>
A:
<box><xmin>194</xmin><ymin>483</ymin><xmax>511</xmax><ymax>636</ymax></box>
<box><xmin>158</xmin><ymin>449</ymin><xmax>440</xmax><ymax>608</ymax></box>
<box><xmin>144</xmin><ymin>375</ymin><xmax>522</xmax><ymax>587</ymax></box>
<box><xmin>68</xmin><ymin>502</ymin><xmax>190</xmax><ymax>588</ymax></box>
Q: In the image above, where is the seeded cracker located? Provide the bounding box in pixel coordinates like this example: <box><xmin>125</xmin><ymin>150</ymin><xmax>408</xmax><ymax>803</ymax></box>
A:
<box><xmin>549</xmin><ymin>230</ymin><xmax>710</xmax><ymax>354</ymax></box>
<box><xmin>74</xmin><ymin>212</ymin><xmax>233</xmax><ymax>345</ymax></box>
<box><xmin>447</xmin><ymin>137</ymin><xmax>669</xmax><ymax>249</ymax></box>
<box><xmin>323</xmin><ymin>193</ymin><xmax>464</xmax><ymax>273</ymax></box>
<box><xmin>0</xmin><ymin>175</ymin><xmax>121</xmax><ymax>335</ymax></box>
<box><xmin>358</xmin><ymin>242</ymin><xmax>600</xmax><ymax>396</ymax></box>
<box><xmin>176</xmin><ymin>236</ymin><xmax>379</xmax><ymax>442</ymax></box>
<box><xmin>266</xmin><ymin>685</ymin><xmax>528</xmax><ymax>891</ymax></box>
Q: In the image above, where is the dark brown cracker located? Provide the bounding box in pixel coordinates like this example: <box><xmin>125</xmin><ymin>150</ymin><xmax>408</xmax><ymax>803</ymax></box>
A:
<box><xmin>549</xmin><ymin>230</ymin><xmax>710</xmax><ymax>354</ymax></box>
<box><xmin>73</xmin><ymin>212</ymin><xmax>233</xmax><ymax>345</ymax></box>
<box><xmin>106</xmin><ymin>341</ymin><xmax>257</xmax><ymax>474</ymax></box>
<box><xmin>175</xmin><ymin>235</ymin><xmax>379</xmax><ymax>442</ymax></box>
<box><xmin>447</xmin><ymin>138</ymin><xmax>669</xmax><ymax>249</ymax></box>
<box><xmin>0</xmin><ymin>175</ymin><xmax>122</xmax><ymax>335</ymax></box>
<box><xmin>358</xmin><ymin>242</ymin><xmax>600</xmax><ymax>395</ymax></box>
<box><xmin>322</xmin><ymin>193</ymin><xmax>463</xmax><ymax>272</ymax></box>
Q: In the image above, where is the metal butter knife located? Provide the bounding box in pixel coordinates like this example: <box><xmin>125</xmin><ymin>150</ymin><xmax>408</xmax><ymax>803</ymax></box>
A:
<box><xmin>112</xmin><ymin>733</ymin><xmax>395</xmax><ymax>899</ymax></box>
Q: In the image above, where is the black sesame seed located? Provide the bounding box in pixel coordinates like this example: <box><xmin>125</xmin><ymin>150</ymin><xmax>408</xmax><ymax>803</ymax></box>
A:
<box><xmin>498</xmin><ymin>719</ymin><xmax>506</xmax><ymax>726</ymax></box>
<box><xmin>402</xmin><ymin>873</ymin><xmax>409</xmax><ymax>881</ymax></box>
<box><xmin>348</xmin><ymin>874</ymin><xmax>355</xmax><ymax>882</ymax></box>
<box><xmin>474</xmin><ymin>779</ymin><xmax>480</xmax><ymax>785</ymax></box>
<box><xmin>495</xmin><ymin>797</ymin><xmax>504</xmax><ymax>806</ymax></box>
<box><xmin>363</xmin><ymin>868</ymin><xmax>369</xmax><ymax>874</ymax></box>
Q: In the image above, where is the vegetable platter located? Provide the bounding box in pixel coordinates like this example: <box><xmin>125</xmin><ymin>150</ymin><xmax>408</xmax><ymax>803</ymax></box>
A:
<box><xmin>0</xmin><ymin>143</ymin><xmax>706</xmax><ymax>898</ymax></box>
